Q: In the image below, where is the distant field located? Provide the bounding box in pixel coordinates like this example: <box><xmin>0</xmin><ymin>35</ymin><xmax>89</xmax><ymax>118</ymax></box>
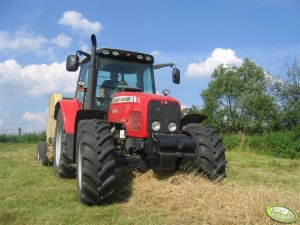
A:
<box><xmin>0</xmin><ymin>143</ymin><xmax>299</xmax><ymax>225</ymax></box>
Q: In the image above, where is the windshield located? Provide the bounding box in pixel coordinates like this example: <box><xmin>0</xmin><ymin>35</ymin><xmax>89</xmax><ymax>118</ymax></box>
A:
<box><xmin>96</xmin><ymin>57</ymin><xmax>155</xmax><ymax>94</ymax></box>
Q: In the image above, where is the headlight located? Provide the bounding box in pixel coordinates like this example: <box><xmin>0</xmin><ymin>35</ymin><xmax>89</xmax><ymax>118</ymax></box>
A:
<box><xmin>168</xmin><ymin>122</ymin><xmax>177</xmax><ymax>132</ymax></box>
<box><xmin>151</xmin><ymin>121</ymin><xmax>160</xmax><ymax>131</ymax></box>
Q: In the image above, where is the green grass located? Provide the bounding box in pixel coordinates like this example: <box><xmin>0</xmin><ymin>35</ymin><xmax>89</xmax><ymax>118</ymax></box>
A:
<box><xmin>0</xmin><ymin>143</ymin><xmax>299</xmax><ymax>225</ymax></box>
<box><xmin>0</xmin><ymin>143</ymin><xmax>163</xmax><ymax>225</ymax></box>
<box><xmin>226</xmin><ymin>149</ymin><xmax>300</xmax><ymax>193</ymax></box>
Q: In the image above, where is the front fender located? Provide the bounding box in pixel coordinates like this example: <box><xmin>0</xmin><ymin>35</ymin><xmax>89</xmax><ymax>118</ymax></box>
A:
<box><xmin>54</xmin><ymin>98</ymin><xmax>80</xmax><ymax>134</ymax></box>
<box><xmin>180</xmin><ymin>114</ymin><xmax>207</xmax><ymax>129</ymax></box>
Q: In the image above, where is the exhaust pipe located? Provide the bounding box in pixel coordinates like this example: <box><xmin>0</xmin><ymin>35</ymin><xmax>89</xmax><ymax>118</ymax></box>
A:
<box><xmin>85</xmin><ymin>34</ymin><xmax>97</xmax><ymax>110</ymax></box>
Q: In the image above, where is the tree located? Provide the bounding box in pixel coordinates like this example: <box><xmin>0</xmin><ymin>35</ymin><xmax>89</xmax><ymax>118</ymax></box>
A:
<box><xmin>181</xmin><ymin>105</ymin><xmax>202</xmax><ymax>115</ymax></box>
<box><xmin>201</xmin><ymin>58</ymin><xmax>278</xmax><ymax>134</ymax></box>
<box><xmin>273</xmin><ymin>59</ymin><xmax>300</xmax><ymax>134</ymax></box>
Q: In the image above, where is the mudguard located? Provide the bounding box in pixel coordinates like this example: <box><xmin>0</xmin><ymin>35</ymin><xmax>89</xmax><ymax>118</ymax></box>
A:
<box><xmin>180</xmin><ymin>114</ymin><xmax>207</xmax><ymax>129</ymax></box>
<box><xmin>54</xmin><ymin>98</ymin><xmax>80</xmax><ymax>134</ymax></box>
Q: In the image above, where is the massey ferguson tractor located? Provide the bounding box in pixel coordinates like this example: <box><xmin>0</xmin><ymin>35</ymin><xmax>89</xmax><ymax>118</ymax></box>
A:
<box><xmin>37</xmin><ymin>34</ymin><xmax>226</xmax><ymax>206</ymax></box>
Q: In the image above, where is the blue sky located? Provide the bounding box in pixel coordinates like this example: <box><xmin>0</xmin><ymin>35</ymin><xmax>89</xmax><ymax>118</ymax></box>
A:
<box><xmin>0</xmin><ymin>0</ymin><xmax>300</xmax><ymax>133</ymax></box>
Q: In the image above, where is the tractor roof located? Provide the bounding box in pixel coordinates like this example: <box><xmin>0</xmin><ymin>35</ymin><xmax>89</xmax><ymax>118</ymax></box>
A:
<box><xmin>78</xmin><ymin>48</ymin><xmax>154</xmax><ymax>65</ymax></box>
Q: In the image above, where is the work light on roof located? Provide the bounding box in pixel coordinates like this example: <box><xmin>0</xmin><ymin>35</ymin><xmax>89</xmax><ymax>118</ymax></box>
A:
<box><xmin>137</xmin><ymin>54</ymin><xmax>143</xmax><ymax>60</ymax></box>
<box><xmin>102</xmin><ymin>49</ymin><xmax>110</xmax><ymax>55</ymax></box>
<box><xmin>112</xmin><ymin>50</ymin><xmax>120</xmax><ymax>56</ymax></box>
<box><xmin>145</xmin><ymin>56</ymin><xmax>152</xmax><ymax>61</ymax></box>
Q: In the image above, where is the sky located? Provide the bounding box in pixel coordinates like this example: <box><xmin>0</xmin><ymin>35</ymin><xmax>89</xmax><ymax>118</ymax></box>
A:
<box><xmin>0</xmin><ymin>0</ymin><xmax>300</xmax><ymax>134</ymax></box>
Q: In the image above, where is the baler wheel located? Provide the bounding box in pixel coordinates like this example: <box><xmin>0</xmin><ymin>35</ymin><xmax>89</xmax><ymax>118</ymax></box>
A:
<box><xmin>37</xmin><ymin>142</ymin><xmax>48</xmax><ymax>166</ymax></box>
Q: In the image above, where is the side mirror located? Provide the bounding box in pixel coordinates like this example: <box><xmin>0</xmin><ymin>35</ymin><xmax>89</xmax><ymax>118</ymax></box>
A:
<box><xmin>66</xmin><ymin>55</ymin><xmax>79</xmax><ymax>72</ymax></box>
<box><xmin>172</xmin><ymin>68</ymin><xmax>180</xmax><ymax>84</ymax></box>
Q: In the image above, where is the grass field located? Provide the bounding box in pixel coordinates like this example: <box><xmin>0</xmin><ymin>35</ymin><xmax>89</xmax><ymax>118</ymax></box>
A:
<box><xmin>0</xmin><ymin>143</ymin><xmax>299</xmax><ymax>225</ymax></box>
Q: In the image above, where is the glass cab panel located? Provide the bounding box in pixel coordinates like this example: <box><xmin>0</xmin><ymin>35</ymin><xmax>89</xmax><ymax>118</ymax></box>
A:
<box><xmin>95</xmin><ymin>57</ymin><xmax>155</xmax><ymax>111</ymax></box>
<box><xmin>76</xmin><ymin>57</ymin><xmax>155</xmax><ymax>111</ymax></box>
<box><xmin>97</xmin><ymin>57</ymin><xmax>154</xmax><ymax>93</ymax></box>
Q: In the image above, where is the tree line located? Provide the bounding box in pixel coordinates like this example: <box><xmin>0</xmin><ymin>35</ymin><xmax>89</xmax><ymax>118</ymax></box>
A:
<box><xmin>183</xmin><ymin>58</ymin><xmax>300</xmax><ymax>136</ymax></box>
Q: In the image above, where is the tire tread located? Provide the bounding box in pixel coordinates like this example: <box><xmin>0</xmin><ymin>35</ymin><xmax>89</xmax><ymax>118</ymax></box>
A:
<box><xmin>77</xmin><ymin>119</ymin><xmax>115</xmax><ymax>205</ymax></box>
<box><xmin>183</xmin><ymin>123</ymin><xmax>226</xmax><ymax>180</ymax></box>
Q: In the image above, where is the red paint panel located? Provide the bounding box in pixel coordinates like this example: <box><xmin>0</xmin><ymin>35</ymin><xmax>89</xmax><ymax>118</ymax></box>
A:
<box><xmin>58</xmin><ymin>98</ymin><xmax>80</xmax><ymax>134</ymax></box>
<box><xmin>108</xmin><ymin>92</ymin><xmax>180</xmax><ymax>138</ymax></box>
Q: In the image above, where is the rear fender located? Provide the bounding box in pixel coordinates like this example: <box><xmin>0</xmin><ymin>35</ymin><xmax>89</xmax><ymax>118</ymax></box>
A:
<box><xmin>54</xmin><ymin>98</ymin><xmax>80</xmax><ymax>134</ymax></box>
<box><xmin>180</xmin><ymin>114</ymin><xmax>207</xmax><ymax>130</ymax></box>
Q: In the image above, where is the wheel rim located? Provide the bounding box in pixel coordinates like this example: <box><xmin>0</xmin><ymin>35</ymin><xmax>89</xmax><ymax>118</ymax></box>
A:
<box><xmin>78</xmin><ymin>144</ymin><xmax>82</xmax><ymax>190</ymax></box>
<box><xmin>37</xmin><ymin>149</ymin><xmax>40</xmax><ymax>161</ymax></box>
<box><xmin>55</xmin><ymin>121</ymin><xmax>62</xmax><ymax>166</ymax></box>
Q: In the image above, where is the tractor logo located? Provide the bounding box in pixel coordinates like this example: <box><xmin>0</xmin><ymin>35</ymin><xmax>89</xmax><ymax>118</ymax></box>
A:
<box><xmin>266</xmin><ymin>205</ymin><xmax>298</xmax><ymax>223</ymax></box>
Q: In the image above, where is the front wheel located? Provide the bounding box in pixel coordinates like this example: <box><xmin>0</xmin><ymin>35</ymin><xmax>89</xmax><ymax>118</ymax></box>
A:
<box><xmin>76</xmin><ymin>119</ymin><xmax>115</xmax><ymax>205</ymax></box>
<box><xmin>182</xmin><ymin>124</ymin><xmax>226</xmax><ymax>180</ymax></box>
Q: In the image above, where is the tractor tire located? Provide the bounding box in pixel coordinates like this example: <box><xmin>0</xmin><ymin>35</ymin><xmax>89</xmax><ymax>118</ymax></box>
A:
<box><xmin>182</xmin><ymin>123</ymin><xmax>226</xmax><ymax>180</ymax></box>
<box><xmin>37</xmin><ymin>142</ymin><xmax>48</xmax><ymax>166</ymax></box>
<box><xmin>54</xmin><ymin>110</ymin><xmax>76</xmax><ymax>178</ymax></box>
<box><xmin>76</xmin><ymin>119</ymin><xmax>115</xmax><ymax>205</ymax></box>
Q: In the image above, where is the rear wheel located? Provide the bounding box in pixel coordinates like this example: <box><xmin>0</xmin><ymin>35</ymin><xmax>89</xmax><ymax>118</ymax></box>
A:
<box><xmin>182</xmin><ymin>124</ymin><xmax>226</xmax><ymax>180</ymax></box>
<box><xmin>76</xmin><ymin>119</ymin><xmax>115</xmax><ymax>205</ymax></box>
<box><xmin>37</xmin><ymin>142</ymin><xmax>48</xmax><ymax>166</ymax></box>
<box><xmin>54</xmin><ymin>110</ymin><xmax>76</xmax><ymax>178</ymax></box>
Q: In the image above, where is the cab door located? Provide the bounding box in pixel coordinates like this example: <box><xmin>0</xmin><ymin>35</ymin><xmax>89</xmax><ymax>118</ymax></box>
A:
<box><xmin>75</xmin><ymin>62</ymin><xmax>89</xmax><ymax>109</ymax></box>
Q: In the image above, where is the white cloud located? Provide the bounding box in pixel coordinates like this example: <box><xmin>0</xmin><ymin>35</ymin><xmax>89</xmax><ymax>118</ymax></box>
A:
<box><xmin>186</xmin><ymin>48</ymin><xmax>242</xmax><ymax>78</ymax></box>
<box><xmin>0</xmin><ymin>59</ymin><xmax>22</xmax><ymax>82</ymax></box>
<box><xmin>264</xmin><ymin>71</ymin><xmax>283</xmax><ymax>85</ymax></box>
<box><xmin>80</xmin><ymin>43</ymin><xmax>90</xmax><ymax>52</ymax></box>
<box><xmin>0</xmin><ymin>59</ymin><xmax>78</xmax><ymax>96</ymax></box>
<box><xmin>22</xmin><ymin>111</ymin><xmax>45</xmax><ymax>123</ymax></box>
<box><xmin>51</xmin><ymin>33</ymin><xmax>72</xmax><ymax>47</ymax></box>
<box><xmin>0</xmin><ymin>112</ymin><xmax>10</xmax><ymax>129</ymax></box>
<box><xmin>22</xmin><ymin>111</ymin><xmax>47</xmax><ymax>132</ymax></box>
<box><xmin>58</xmin><ymin>11</ymin><xmax>103</xmax><ymax>36</ymax></box>
<box><xmin>1</xmin><ymin>112</ymin><xmax>10</xmax><ymax>119</ymax></box>
<box><xmin>0</xmin><ymin>30</ymin><xmax>48</xmax><ymax>53</ymax></box>
<box><xmin>150</xmin><ymin>50</ymin><xmax>160</xmax><ymax>56</ymax></box>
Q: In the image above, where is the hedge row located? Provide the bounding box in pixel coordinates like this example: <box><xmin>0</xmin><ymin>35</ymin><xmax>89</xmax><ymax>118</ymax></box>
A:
<box><xmin>222</xmin><ymin>131</ymin><xmax>300</xmax><ymax>159</ymax></box>
<box><xmin>0</xmin><ymin>133</ymin><xmax>46</xmax><ymax>144</ymax></box>
<box><xmin>1</xmin><ymin>131</ymin><xmax>299</xmax><ymax>159</ymax></box>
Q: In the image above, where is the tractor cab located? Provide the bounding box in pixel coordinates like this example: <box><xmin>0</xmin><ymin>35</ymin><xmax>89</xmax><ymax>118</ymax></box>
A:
<box><xmin>67</xmin><ymin>47</ymin><xmax>180</xmax><ymax>112</ymax></box>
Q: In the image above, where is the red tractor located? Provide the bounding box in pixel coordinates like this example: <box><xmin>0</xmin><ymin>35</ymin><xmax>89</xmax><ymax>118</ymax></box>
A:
<box><xmin>38</xmin><ymin>34</ymin><xmax>226</xmax><ymax>205</ymax></box>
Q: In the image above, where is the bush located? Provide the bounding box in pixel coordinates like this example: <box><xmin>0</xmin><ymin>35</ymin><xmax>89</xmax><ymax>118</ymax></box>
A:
<box><xmin>245</xmin><ymin>132</ymin><xmax>296</xmax><ymax>158</ymax></box>
<box><xmin>224</xmin><ymin>131</ymin><xmax>300</xmax><ymax>159</ymax></box>
<box><xmin>0</xmin><ymin>132</ymin><xmax>46</xmax><ymax>144</ymax></box>
<box><xmin>222</xmin><ymin>134</ymin><xmax>242</xmax><ymax>150</ymax></box>
<box><xmin>293</xmin><ymin>124</ymin><xmax>300</xmax><ymax>139</ymax></box>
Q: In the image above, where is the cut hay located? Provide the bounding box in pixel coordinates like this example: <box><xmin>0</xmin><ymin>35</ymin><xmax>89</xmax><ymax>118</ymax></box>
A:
<box><xmin>117</xmin><ymin>169</ymin><xmax>300</xmax><ymax>225</ymax></box>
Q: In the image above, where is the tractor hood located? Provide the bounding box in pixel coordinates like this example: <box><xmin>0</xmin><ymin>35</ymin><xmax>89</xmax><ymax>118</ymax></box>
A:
<box><xmin>107</xmin><ymin>92</ymin><xmax>181</xmax><ymax>138</ymax></box>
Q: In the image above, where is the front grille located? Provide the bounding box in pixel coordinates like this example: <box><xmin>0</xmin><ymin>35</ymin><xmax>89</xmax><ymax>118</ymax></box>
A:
<box><xmin>148</xmin><ymin>100</ymin><xmax>180</xmax><ymax>133</ymax></box>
